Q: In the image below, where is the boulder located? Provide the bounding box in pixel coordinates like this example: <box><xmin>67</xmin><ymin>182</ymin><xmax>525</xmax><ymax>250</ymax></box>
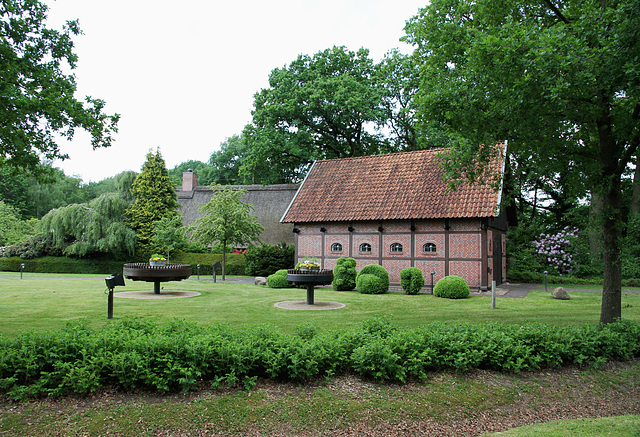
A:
<box><xmin>255</xmin><ymin>276</ymin><xmax>267</xmax><ymax>286</ymax></box>
<box><xmin>552</xmin><ymin>287</ymin><xmax>571</xmax><ymax>300</ymax></box>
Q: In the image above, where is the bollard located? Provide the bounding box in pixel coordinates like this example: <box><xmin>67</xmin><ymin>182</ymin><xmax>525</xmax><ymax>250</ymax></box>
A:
<box><xmin>197</xmin><ymin>264</ymin><xmax>200</xmax><ymax>280</ymax></box>
<box><xmin>20</xmin><ymin>263</ymin><xmax>25</xmax><ymax>279</ymax></box>
<box><xmin>491</xmin><ymin>280</ymin><xmax>496</xmax><ymax>309</ymax></box>
<box><xmin>544</xmin><ymin>270</ymin><xmax>548</xmax><ymax>293</ymax></box>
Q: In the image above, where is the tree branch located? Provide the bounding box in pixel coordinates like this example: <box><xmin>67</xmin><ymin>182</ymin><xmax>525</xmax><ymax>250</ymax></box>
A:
<box><xmin>541</xmin><ymin>0</ymin><xmax>571</xmax><ymax>24</ymax></box>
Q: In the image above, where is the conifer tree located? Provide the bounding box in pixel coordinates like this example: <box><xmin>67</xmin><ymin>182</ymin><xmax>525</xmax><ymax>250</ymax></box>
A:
<box><xmin>127</xmin><ymin>150</ymin><xmax>179</xmax><ymax>257</ymax></box>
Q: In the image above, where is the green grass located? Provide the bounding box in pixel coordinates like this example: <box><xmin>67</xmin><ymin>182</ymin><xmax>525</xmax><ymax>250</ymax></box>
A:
<box><xmin>1</xmin><ymin>273</ymin><xmax>639</xmax><ymax>335</ymax></box>
<box><xmin>482</xmin><ymin>415</ymin><xmax>640</xmax><ymax>436</ymax></box>
<box><xmin>1</xmin><ymin>272</ymin><xmax>639</xmax><ymax>436</ymax></box>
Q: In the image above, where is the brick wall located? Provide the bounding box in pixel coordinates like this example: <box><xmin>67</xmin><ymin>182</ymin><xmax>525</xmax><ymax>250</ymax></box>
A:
<box><xmin>294</xmin><ymin>218</ymin><xmax>503</xmax><ymax>289</ymax></box>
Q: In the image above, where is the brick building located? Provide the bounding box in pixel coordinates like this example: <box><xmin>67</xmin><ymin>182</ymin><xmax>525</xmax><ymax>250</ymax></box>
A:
<box><xmin>280</xmin><ymin>146</ymin><xmax>510</xmax><ymax>290</ymax></box>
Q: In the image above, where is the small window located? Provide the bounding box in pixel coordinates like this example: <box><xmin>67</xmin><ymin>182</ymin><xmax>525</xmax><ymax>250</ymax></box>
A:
<box><xmin>390</xmin><ymin>243</ymin><xmax>403</xmax><ymax>253</ymax></box>
<box><xmin>331</xmin><ymin>243</ymin><xmax>343</xmax><ymax>252</ymax></box>
<box><xmin>359</xmin><ymin>243</ymin><xmax>372</xmax><ymax>253</ymax></box>
<box><xmin>423</xmin><ymin>243</ymin><xmax>437</xmax><ymax>253</ymax></box>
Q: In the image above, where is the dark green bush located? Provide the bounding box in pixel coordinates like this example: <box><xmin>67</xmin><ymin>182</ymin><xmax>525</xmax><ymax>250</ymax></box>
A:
<box><xmin>171</xmin><ymin>252</ymin><xmax>245</xmax><ymax>275</ymax></box>
<box><xmin>267</xmin><ymin>269</ymin><xmax>293</xmax><ymax>288</ymax></box>
<box><xmin>0</xmin><ymin>318</ymin><xmax>638</xmax><ymax>399</ymax></box>
<box><xmin>400</xmin><ymin>267</ymin><xmax>425</xmax><ymax>295</ymax></box>
<box><xmin>0</xmin><ymin>256</ymin><xmax>128</xmax><ymax>274</ymax></box>
<box><xmin>244</xmin><ymin>243</ymin><xmax>295</xmax><ymax>276</ymax></box>
<box><xmin>433</xmin><ymin>275</ymin><xmax>470</xmax><ymax>299</ymax></box>
<box><xmin>356</xmin><ymin>264</ymin><xmax>389</xmax><ymax>294</ymax></box>
<box><xmin>332</xmin><ymin>257</ymin><xmax>357</xmax><ymax>291</ymax></box>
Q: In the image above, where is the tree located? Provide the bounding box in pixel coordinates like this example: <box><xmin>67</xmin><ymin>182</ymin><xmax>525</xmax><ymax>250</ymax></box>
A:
<box><xmin>39</xmin><ymin>193</ymin><xmax>136</xmax><ymax>258</ymax></box>
<box><xmin>188</xmin><ymin>185</ymin><xmax>263</xmax><ymax>280</ymax></box>
<box><xmin>241</xmin><ymin>46</ymin><xmax>390</xmax><ymax>184</ymax></box>
<box><xmin>152</xmin><ymin>214</ymin><xmax>187</xmax><ymax>263</ymax></box>
<box><xmin>208</xmin><ymin>134</ymin><xmax>249</xmax><ymax>184</ymax></box>
<box><xmin>377</xmin><ymin>50</ymin><xmax>422</xmax><ymax>151</ymax></box>
<box><xmin>404</xmin><ymin>0</ymin><xmax>640</xmax><ymax>323</ymax></box>
<box><xmin>127</xmin><ymin>150</ymin><xmax>179</xmax><ymax>256</ymax></box>
<box><xmin>0</xmin><ymin>0</ymin><xmax>119</xmax><ymax>179</ymax></box>
<box><xmin>0</xmin><ymin>200</ymin><xmax>38</xmax><ymax>246</ymax></box>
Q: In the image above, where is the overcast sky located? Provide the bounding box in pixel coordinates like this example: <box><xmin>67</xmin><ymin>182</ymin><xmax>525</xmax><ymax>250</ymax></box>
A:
<box><xmin>44</xmin><ymin>0</ymin><xmax>426</xmax><ymax>183</ymax></box>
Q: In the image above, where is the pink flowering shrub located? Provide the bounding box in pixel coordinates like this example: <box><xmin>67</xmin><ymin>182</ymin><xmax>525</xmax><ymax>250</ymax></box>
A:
<box><xmin>533</xmin><ymin>227</ymin><xmax>578</xmax><ymax>275</ymax></box>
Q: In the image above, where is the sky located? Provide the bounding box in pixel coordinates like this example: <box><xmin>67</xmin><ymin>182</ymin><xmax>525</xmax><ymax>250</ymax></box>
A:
<box><xmin>44</xmin><ymin>0</ymin><xmax>427</xmax><ymax>183</ymax></box>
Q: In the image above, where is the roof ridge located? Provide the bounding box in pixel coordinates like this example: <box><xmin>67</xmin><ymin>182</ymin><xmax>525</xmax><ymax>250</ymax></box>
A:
<box><xmin>317</xmin><ymin>147</ymin><xmax>449</xmax><ymax>164</ymax></box>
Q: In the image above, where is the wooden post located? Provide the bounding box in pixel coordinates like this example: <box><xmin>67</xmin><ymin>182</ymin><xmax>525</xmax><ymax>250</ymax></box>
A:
<box><xmin>491</xmin><ymin>280</ymin><xmax>496</xmax><ymax>309</ymax></box>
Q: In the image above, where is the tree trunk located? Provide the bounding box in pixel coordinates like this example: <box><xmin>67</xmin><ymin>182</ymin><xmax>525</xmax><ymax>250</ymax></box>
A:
<box><xmin>632</xmin><ymin>153</ymin><xmax>640</xmax><ymax>217</ymax></box>
<box><xmin>597</xmin><ymin>113</ymin><xmax>623</xmax><ymax>324</ymax></box>
<box><xmin>588</xmin><ymin>192</ymin><xmax>603</xmax><ymax>261</ymax></box>
<box><xmin>599</xmin><ymin>177</ymin><xmax>622</xmax><ymax>324</ymax></box>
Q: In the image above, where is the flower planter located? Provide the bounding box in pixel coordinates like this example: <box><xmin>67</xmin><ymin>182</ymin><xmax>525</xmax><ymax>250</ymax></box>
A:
<box><xmin>149</xmin><ymin>261</ymin><xmax>166</xmax><ymax>267</ymax></box>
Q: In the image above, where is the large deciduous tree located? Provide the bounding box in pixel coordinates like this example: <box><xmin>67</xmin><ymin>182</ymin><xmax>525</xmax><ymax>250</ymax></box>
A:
<box><xmin>241</xmin><ymin>46</ymin><xmax>389</xmax><ymax>183</ymax></box>
<box><xmin>404</xmin><ymin>0</ymin><xmax>640</xmax><ymax>323</ymax></box>
<box><xmin>188</xmin><ymin>185</ymin><xmax>263</xmax><ymax>280</ymax></box>
<box><xmin>127</xmin><ymin>150</ymin><xmax>179</xmax><ymax>257</ymax></box>
<box><xmin>0</xmin><ymin>0</ymin><xmax>119</xmax><ymax>178</ymax></box>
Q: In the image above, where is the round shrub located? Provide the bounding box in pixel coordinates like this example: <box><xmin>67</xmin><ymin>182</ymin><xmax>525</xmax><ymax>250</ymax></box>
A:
<box><xmin>400</xmin><ymin>267</ymin><xmax>425</xmax><ymax>295</ymax></box>
<box><xmin>267</xmin><ymin>269</ymin><xmax>293</xmax><ymax>288</ymax></box>
<box><xmin>433</xmin><ymin>275</ymin><xmax>470</xmax><ymax>299</ymax></box>
<box><xmin>332</xmin><ymin>257</ymin><xmax>357</xmax><ymax>291</ymax></box>
<box><xmin>356</xmin><ymin>264</ymin><xmax>389</xmax><ymax>294</ymax></box>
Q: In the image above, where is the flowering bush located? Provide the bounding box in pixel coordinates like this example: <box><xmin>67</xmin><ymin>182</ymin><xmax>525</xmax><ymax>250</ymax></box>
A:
<box><xmin>533</xmin><ymin>227</ymin><xmax>578</xmax><ymax>275</ymax></box>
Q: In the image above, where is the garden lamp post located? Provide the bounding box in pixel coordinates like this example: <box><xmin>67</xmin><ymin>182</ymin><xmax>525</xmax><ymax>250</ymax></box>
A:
<box><xmin>430</xmin><ymin>271</ymin><xmax>435</xmax><ymax>294</ymax></box>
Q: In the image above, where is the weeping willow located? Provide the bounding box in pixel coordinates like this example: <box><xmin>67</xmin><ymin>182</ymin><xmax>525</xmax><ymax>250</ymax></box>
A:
<box><xmin>40</xmin><ymin>193</ymin><xmax>136</xmax><ymax>258</ymax></box>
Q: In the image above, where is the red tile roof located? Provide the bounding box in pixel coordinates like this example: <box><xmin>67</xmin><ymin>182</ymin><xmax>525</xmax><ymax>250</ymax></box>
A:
<box><xmin>281</xmin><ymin>145</ymin><xmax>505</xmax><ymax>223</ymax></box>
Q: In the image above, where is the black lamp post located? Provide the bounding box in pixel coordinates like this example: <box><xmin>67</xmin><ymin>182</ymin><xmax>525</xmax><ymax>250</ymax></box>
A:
<box><xmin>430</xmin><ymin>271</ymin><xmax>435</xmax><ymax>294</ymax></box>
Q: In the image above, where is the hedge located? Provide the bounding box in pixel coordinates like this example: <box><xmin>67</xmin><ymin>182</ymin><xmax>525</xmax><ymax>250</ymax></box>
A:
<box><xmin>0</xmin><ymin>317</ymin><xmax>638</xmax><ymax>399</ymax></box>
<box><xmin>0</xmin><ymin>253</ymin><xmax>245</xmax><ymax>276</ymax></box>
<box><xmin>356</xmin><ymin>264</ymin><xmax>389</xmax><ymax>294</ymax></box>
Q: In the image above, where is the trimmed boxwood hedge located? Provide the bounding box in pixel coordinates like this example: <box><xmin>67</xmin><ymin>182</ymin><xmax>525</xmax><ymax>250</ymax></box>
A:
<box><xmin>356</xmin><ymin>264</ymin><xmax>389</xmax><ymax>294</ymax></box>
<box><xmin>400</xmin><ymin>267</ymin><xmax>425</xmax><ymax>295</ymax></box>
<box><xmin>0</xmin><ymin>253</ymin><xmax>245</xmax><ymax>276</ymax></box>
<box><xmin>332</xmin><ymin>257</ymin><xmax>357</xmax><ymax>291</ymax></box>
<box><xmin>267</xmin><ymin>269</ymin><xmax>294</xmax><ymax>288</ymax></box>
<box><xmin>433</xmin><ymin>275</ymin><xmax>470</xmax><ymax>299</ymax></box>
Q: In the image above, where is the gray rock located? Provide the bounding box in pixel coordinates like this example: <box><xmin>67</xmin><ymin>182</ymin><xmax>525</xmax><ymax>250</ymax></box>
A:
<box><xmin>552</xmin><ymin>287</ymin><xmax>571</xmax><ymax>300</ymax></box>
<box><xmin>255</xmin><ymin>276</ymin><xmax>267</xmax><ymax>286</ymax></box>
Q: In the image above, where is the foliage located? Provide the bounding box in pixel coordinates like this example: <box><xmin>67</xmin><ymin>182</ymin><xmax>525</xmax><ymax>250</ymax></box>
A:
<box><xmin>0</xmin><ymin>318</ymin><xmax>638</xmax><ymax>399</ymax></box>
<box><xmin>152</xmin><ymin>215</ymin><xmax>187</xmax><ymax>262</ymax></box>
<box><xmin>533</xmin><ymin>227</ymin><xmax>579</xmax><ymax>275</ymax></box>
<box><xmin>188</xmin><ymin>185</ymin><xmax>263</xmax><ymax>279</ymax></box>
<box><xmin>0</xmin><ymin>0</ymin><xmax>119</xmax><ymax>179</ymax></box>
<box><xmin>244</xmin><ymin>243</ymin><xmax>295</xmax><ymax>276</ymax></box>
<box><xmin>0</xmin><ymin>256</ymin><xmax>127</xmax><ymax>274</ymax></box>
<box><xmin>39</xmin><ymin>193</ymin><xmax>136</xmax><ymax>258</ymax></box>
<box><xmin>126</xmin><ymin>150</ymin><xmax>179</xmax><ymax>256</ymax></box>
<box><xmin>171</xmin><ymin>252</ymin><xmax>245</xmax><ymax>276</ymax></box>
<box><xmin>356</xmin><ymin>264</ymin><xmax>389</xmax><ymax>294</ymax></box>
<box><xmin>0</xmin><ymin>200</ymin><xmax>39</xmax><ymax>246</ymax></box>
<box><xmin>400</xmin><ymin>267</ymin><xmax>425</xmax><ymax>295</ymax></box>
<box><xmin>433</xmin><ymin>275</ymin><xmax>470</xmax><ymax>299</ymax></box>
<box><xmin>241</xmin><ymin>46</ymin><xmax>391</xmax><ymax>184</ymax></box>
<box><xmin>403</xmin><ymin>0</ymin><xmax>640</xmax><ymax>323</ymax></box>
<box><xmin>266</xmin><ymin>269</ymin><xmax>294</xmax><ymax>288</ymax></box>
<box><xmin>332</xmin><ymin>257</ymin><xmax>357</xmax><ymax>291</ymax></box>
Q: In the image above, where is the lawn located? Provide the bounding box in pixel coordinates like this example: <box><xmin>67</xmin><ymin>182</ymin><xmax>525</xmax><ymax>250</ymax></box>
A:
<box><xmin>1</xmin><ymin>272</ymin><xmax>639</xmax><ymax>436</ymax></box>
<box><xmin>1</xmin><ymin>273</ymin><xmax>639</xmax><ymax>336</ymax></box>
